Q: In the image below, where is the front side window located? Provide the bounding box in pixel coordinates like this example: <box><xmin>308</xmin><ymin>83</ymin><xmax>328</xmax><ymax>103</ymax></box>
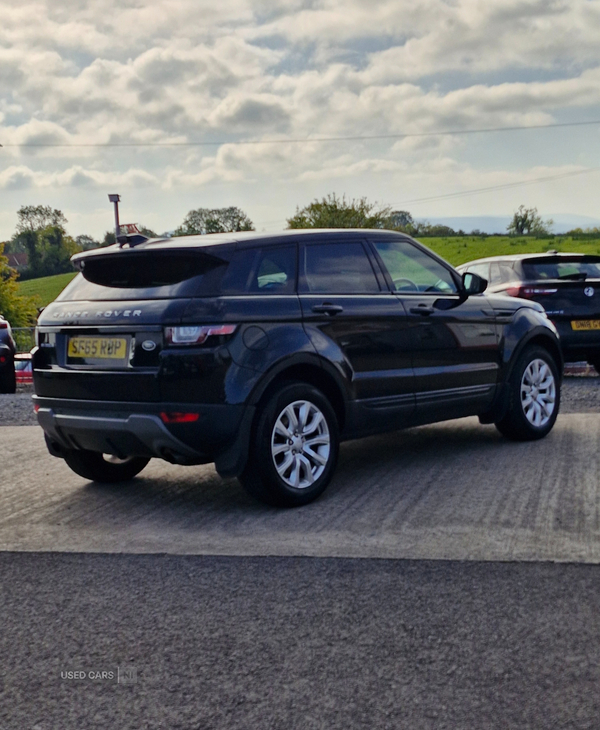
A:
<box><xmin>372</xmin><ymin>240</ymin><xmax>458</xmax><ymax>294</ymax></box>
<box><xmin>463</xmin><ymin>263</ymin><xmax>490</xmax><ymax>281</ymax></box>
<box><xmin>300</xmin><ymin>242</ymin><xmax>380</xmax><ymax>294</ymax></box>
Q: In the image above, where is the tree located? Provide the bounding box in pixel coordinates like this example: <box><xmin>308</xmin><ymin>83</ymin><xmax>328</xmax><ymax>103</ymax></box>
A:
<box><xmin>13</xmin><ymin>205</ymin><xmax>79</xmax><ymax>280</ymax></box>
<box><xmin>175</xmin><ymin>207</ymin><xmax>254</xmax><ymax>236</ymax></box>
<box><xmin>388</xmin><ymin>210</ymin><xmax>415</xmax><ymax>231</ymax></box>
<box><xmin>507</xmin><ymin>205</ymin><xmax>553</xmax><ymax>236</ymax></box>
<box><xmin>287</xmin><ymin>193</ymin><xmax>392</xmax><ymax>229</ymax></box>
<box><xmin>0</xmin><ymin>242</ymin><xmax>38</xmax><ymax>327</ymax></box>
<box><xmin>76</xmin><ymin>234</ymin><xmax>100</xmax><ymax>251</ymax></box>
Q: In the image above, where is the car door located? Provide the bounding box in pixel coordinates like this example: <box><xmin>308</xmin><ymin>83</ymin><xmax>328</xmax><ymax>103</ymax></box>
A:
<box><xmin>298</xmin><ymin>238</ymin><xmax>415</xmax><ymax>433</ymax></box>
<box><xmin>369</xmin><ymin>237</ymin><xmax>500</xmax><ymax>420</ymax></box>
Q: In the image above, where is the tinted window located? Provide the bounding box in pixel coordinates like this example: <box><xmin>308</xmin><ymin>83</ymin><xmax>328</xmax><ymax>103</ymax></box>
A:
<box><xmin>373</xmin><ymin>240</ymin><xmax>458</xmax><ymax>294</ymax></box>
<box><xmin>300</xmin><ymin>242</ymin><xmax>380</xmax><ymax>294</ymax></box>
<box><xmin>59</xmin><ymin>252</ymin><xmax>227</xmax><ymax>301</ymax></box>
<box><xmin>522</xmin><ymin>258</ymin><xmax>600</xmax><ymax>280</ymax></box>
<box><xmin>221</xmin><ymin>246</ymin><xmax>296</xmax><ymax>295</ymax></box>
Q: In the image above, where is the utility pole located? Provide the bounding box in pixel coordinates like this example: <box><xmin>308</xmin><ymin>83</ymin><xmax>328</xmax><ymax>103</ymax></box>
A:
<box><xmin>108</xmin><ymin>194</ymin><xmax>121</xmax><ymax>242</ymax></box>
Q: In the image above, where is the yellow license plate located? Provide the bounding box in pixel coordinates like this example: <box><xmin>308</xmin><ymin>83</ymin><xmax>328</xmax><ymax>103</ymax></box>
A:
<box><xmin>571</xmin><ymin>320</ymin><xmax>600</xmax><ymax>331</ymax></box>
<box><xmin>68</xmin><ymin>337</ymin><xmax>128</xmax><ymax>359</ymax></box>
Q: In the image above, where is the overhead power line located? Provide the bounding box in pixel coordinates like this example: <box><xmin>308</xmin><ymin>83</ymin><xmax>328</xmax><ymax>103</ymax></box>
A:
<box><xmin>1</xmin><ymin>119</ymin><xmax>600</xmax><ymax>149</ymax></box>
<box><xmin>397</xmin><ymin>166</ymin><xmax>600</xmax><ymax>205</ymax></box>
<box><xmin>255</xmin><ymin>166</ymin><xmax>600</xmax><ymax>226</ymax></box>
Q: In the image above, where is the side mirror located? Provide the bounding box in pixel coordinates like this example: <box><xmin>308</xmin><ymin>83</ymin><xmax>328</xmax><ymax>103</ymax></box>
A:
<box><xmin>462</xmin><ymin>272</ymin><xmax>488</xmax><ymax>296</ymax></box>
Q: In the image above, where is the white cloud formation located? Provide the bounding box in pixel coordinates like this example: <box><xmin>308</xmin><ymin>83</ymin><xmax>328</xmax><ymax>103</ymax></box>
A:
<box><xmin>1</xmin><ymin>0</ymin><xmax>600</xmax><ymax>238</ymax></box>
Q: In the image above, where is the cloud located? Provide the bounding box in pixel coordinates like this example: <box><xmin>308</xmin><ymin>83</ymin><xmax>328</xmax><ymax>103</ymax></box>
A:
<box><xmin>1</xmin><ymin>0</ymin><xmax>600</xmax><ymax>240</ymax></box>
<box><xmin>0</xmin><ymin>164</ymin><xmax>158</xmax><ymax>190</ymax></box>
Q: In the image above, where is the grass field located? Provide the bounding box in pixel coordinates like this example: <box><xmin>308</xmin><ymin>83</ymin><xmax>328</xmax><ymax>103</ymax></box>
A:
<box><xmin>422</xmin><ymin>235</ymin><xmax>600</xmax><ymax>267</ymax></box>
<box><xmin>15</xmin><ymin>236</ymin><xmax>600</xmax><ymax>306</ymax></box>
<box><xmin>17</xmin><ymin>272</ymin><xmax>78</xmax><ymax>307</ymax></box>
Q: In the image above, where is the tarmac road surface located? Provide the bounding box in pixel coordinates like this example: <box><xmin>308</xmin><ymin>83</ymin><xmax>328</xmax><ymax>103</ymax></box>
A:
<box><xmin>3</xmin><ymin>414</ymin><xmax>600</xmax><ymax>729</ymax></box>
<box><xmin>1</xmin><ymin>414</ymin><xmax>600</xmax><ymax>563</ymax></box>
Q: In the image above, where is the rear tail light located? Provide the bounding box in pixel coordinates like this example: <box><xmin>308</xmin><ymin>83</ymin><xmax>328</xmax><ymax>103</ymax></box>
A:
<box><xmin>0</xmin><ymin>321</ymin><xmax>7</xmax><ymax>329</ymax></box>
<box><xmin>164</xmin><ymin>324</ymin><xmax>237</xmax><ymax>345</ymax></box>
<box><xmin>160</xmin><ymin>412</ymin><xmax>200</xmax><ymax>424</ymax></box>
<box><xmin>504</xmin><ymin>285</ymin><xmax>558</xmax><ymax>299</ymax></box>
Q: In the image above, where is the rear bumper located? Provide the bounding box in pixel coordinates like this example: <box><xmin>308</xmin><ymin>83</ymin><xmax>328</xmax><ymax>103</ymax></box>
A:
<box><xmin>34</xmin><ymin>396</ymin><xmax>254</xmax><ymax>475</ymax></box>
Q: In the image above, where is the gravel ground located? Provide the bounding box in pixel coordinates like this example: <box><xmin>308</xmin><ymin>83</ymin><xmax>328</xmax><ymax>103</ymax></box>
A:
<box><xmin>2</xmin><ymin>375</ymin><xmax>599</xmax><ymax>427</ymax></box>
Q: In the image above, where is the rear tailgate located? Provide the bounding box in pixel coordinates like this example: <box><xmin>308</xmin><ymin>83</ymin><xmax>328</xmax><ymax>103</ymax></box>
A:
<box><xmin>528</xmin><ymin>279</ymin><xmax>600</xmax><ymax>345</ymax></box>
<box><xmin>34</xmin><ymin>298</ymin><xmax>191</xmax><ymax>401</ymax></box>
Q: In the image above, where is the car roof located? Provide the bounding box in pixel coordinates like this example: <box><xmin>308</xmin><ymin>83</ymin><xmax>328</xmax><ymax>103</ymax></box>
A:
<box><xmin>458</xmin><ymin>252</ymin><xmax>600</xmax><ymax>267</ymax></box>
<box><xmin>72</xmin><ymin>228</ymin><xmax>411</xmax><ymax>263</ymax></box>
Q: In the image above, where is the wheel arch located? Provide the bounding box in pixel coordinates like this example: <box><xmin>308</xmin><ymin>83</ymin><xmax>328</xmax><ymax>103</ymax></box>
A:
<box><xmin>248</xmin><ymin>358</ymin><xmax>348</xmax><ymax>432</ymax></box>
<box><xmin>505</xmin><ymin>330</ymin><xmax>563</xmax><ymax>383</ymax></box>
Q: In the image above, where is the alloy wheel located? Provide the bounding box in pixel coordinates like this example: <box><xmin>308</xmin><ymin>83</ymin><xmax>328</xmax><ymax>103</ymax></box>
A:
<box><xmin>271</xmin><ymin>399</ymin><xmax>331</xmax><ymax>489</ymax></box>
<box><xmin>520</xmin><ymin>358</ymin><xmax>556</xmax><ymax>428</ymax></box>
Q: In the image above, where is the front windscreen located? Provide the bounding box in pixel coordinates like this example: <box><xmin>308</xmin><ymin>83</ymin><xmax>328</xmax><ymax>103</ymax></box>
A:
<box><xmin>523</xmin><ymin>257</ymin><xmax>600</xmax><ymax>281</ymax></box>
<box><xmin>58</xmin><ymin>251</ymin><xmax>228</xmax><ymax>301</ymax></box>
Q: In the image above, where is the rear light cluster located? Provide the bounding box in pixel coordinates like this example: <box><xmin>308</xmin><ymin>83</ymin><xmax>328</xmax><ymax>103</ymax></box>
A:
<box><xmin>164</xmin><ymin>324</ymin><xmax>237</xmax><ymax>346</ymax></box>
<box><xmin>504</xmin><ymin>285</ymin><xmax>558</xmax><ymax>299</ymax></box>
<box><xmin>0</xmin><ymin>321</ymin><xmax>7</xmax><ymax>329</ymax></box>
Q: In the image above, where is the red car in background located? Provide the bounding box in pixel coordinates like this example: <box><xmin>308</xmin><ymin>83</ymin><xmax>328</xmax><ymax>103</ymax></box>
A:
<box><xmin>14</xmin><ymin>352</ymin><xmax>33</xmax><ymax>385</ymax></box>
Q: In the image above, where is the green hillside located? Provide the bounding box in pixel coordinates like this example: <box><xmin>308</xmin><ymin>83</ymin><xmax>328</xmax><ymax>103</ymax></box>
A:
<box><xmin>17</xmin><ymin>272</ymin><xmax>78</xmax><ymax>307</ymax></box>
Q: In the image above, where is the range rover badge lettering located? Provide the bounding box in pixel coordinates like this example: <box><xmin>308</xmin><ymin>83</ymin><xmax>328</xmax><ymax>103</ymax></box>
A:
<box><xmin>141</xmin><ymin>340</ymin><xmax>156</xmax><ymax>351</ymax></box>
<box><xmin>584</xmin><ymin>287</ymin><xmax>594</xmax><ymax>297</ymax></box>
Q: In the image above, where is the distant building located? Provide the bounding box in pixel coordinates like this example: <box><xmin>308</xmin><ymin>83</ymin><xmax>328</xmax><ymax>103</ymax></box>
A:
<box><xmin>5</xmin><ymin>253</ymin><xmax>29</xmax><ymax>272</ymax></box>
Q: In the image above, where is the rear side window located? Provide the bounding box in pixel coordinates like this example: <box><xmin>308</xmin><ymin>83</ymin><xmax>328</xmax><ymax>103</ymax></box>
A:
<box><xmin>299</xmin><ymin>242</ymin><xmax>380</xmax><ymax>294</ymax></box>
<box><xmin>221</xmin><ymin>246</ymin><xmax>296</xmax><ymax>294</ymax></box>
<box><xmin>489</xmin><ymin>262</ymin><xmax>515</xmax><ymax>285</ymax></box>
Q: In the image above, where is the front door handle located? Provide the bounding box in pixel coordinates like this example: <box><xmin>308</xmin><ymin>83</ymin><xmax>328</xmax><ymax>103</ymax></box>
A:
<box><xmin>409</xmin><ymin>305</ymin><xmax>435</xmax><ymax>316</ymax></box>
<box><xmin>312</xmin><ymin>303</ymin><xmax>344</xmax><ymax>316</ymax></box>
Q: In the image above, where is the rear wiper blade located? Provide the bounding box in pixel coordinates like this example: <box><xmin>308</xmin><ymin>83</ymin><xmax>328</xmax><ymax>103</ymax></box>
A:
<box><xmin>558</xmin><ymin>272</ymin><xmax>588</xmax><ymax>280</ymax></box>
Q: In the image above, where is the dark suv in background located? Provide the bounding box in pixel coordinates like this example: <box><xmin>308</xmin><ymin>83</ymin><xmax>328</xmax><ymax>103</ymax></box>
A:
<box><xmin>457</xmin><ymin>253</ymin><xmax>600</xmax><ymax>371</ymax></box>
<box><xmin>34</xmin><ymin>229</ymin><xmax>562</xmax><ymax>506</ymax></box>
<box><xmin>0</xmin><ymin>315</ymin><xmax>16</xmax><ymax>393</ymax></box>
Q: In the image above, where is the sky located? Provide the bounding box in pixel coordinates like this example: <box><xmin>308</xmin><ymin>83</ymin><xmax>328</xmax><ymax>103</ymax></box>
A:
<box><xmin>1</xmin><ymin>0</ymin><xmax>600</xmax><ymax>240</ymax></box>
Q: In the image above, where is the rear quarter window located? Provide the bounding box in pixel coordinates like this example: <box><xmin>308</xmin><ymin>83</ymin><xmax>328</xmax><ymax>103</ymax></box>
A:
<box><xmin>220</xmin><ymin>245</ymin><xmax>297</xmax><ymax>295</ymax></box>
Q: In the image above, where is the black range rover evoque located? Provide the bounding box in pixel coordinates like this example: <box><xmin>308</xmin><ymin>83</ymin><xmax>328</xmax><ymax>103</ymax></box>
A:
<box><xmin>34</xmin><ymin>229</ymin><xmax>562</xmax><ymax>506</ymax></box>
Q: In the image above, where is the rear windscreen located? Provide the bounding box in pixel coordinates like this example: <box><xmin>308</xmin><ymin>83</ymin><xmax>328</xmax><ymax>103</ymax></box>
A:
<box><xmin>523</xmin><ymin>258</ymin><xmax>600</xmax><ymax>281</ymax></box>
<box><xmin>57</xmin><ymin>251</ymin><xmax>228</xmax><ymax>301</ymax></box>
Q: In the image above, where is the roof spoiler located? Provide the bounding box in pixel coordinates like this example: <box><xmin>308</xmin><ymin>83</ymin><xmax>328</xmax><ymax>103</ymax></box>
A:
<box><xmin>117</xmin><ymin>233</ymin><xmax>149</xmax><ymax>248</ymax></box>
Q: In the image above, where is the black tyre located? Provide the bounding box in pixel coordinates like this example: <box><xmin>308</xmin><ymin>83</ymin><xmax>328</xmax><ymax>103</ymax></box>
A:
<box><xmin>62</xmin><ymin>450</ymin><xmax>150</xmax><ymax>483</ymax></box>
<box><xmin>495</xmin><ymin>345</ymin><xmax>560</xmax><ymax>441</ymax></box>
<box><xmin>239</xmin><ymin>382</ymin><xmax>340</xmax><ymax>507</ymax></box>
<box><xmin>0</xmin><ymin>364</ymin><xmax>16</xmax><ymax>394</ymax></box>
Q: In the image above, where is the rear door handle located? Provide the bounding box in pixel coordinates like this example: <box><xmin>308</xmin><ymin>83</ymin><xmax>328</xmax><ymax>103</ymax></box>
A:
<box><xmin>312</xmin><ymin>304</ymin><xmax>344</xmax><ymax>316</ymax></box>
<box><xmin>409</xmin><ymin>305</ymin><xmax>435</xmax><ymax>316</ymax></box>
